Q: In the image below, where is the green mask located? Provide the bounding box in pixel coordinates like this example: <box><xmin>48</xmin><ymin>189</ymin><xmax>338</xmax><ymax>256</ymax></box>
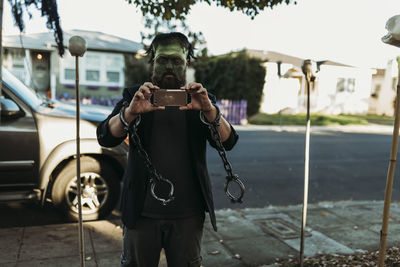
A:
<box><xmin>152</xmin><ymin>42</ymin><xmax>188</xmax><ymax>89</ymax></box>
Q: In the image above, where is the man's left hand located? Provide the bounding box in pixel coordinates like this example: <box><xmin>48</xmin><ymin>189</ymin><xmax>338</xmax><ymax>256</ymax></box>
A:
<box><xmin>179</xmin><ymin>82</ymin><xmax>214</xmax><ymax>112</ymax></box>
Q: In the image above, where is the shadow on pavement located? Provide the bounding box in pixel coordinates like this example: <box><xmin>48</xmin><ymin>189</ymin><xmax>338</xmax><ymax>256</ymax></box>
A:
<box><xmin>0</xmin><ymin>201</ymin><xmax>121</xmax><ymax>228</ymax></box>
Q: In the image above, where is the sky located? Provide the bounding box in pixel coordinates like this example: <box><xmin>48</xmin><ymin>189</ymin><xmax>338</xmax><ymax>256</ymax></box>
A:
<box><xmin>2</xmin><ymin>0</ymin><xmax>400</xmax><ymax>69</ymax></box>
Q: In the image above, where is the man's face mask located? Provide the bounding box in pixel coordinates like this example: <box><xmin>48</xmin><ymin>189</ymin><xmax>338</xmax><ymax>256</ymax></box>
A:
<box><xmin>152</xmin><ymin>42</ymin><xmax>188</xmax><ymax>89</ymax></box>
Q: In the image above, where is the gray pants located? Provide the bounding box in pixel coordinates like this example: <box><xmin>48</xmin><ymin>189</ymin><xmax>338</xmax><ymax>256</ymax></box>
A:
<box><xmin>121</xmin><ymin>213</ymin><xmax>205</xmax><ymax>267</ymax></box>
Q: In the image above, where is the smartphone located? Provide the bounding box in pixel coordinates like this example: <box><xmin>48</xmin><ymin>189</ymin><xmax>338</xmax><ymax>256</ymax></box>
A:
<box><xmin>153</xmin><ymin>89</ymin><xmax>188</xmax><ymax>107</ymax></box>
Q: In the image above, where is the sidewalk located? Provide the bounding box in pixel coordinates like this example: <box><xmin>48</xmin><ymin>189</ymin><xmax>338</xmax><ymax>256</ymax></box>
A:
<box><xmin>1</xmin><ymin>200</ymin><xmax>399</xmax><ymax>266</ymax></box>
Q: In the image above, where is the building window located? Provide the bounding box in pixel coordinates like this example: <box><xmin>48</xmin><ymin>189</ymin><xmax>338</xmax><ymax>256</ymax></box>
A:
<box><xmin>5</xmin><ymin>49</ymin><xmax>27</xmax><ymax>82</ymax></box>
<box><xmin>336</xmin><ymin>78</ymin><xmax>355</xmax><ymax>93</ymax></box>
<box><xmin>60</xmin><ymin>54</ymin><xmax>76</xmax><ymax>84</ymax></box>
<box><xmin>371</xmin><ymin>84</ymin><xmax>381</xmax><ymax>98</ymax></box>
<box><xmin>11</xmin><ymin>49</ymin><xmax>25</xmax><ymax>68</ymax></box>
<box><xmin>64</xmin><ymin>69</ymin><xmax>75</xmax><ymax>80</ymax></box>
<box><xmin>12</xmin><ymin>57</ymin><xmax>25</xmax><ymax>68</ymax></box>
<box><xmin>86</xmin><ymin>70</ymin><xmax>100</xmax><ymax>81</ymax></box>
<box><xmin>60</xmin><ymin>51</ymin><xmax>124</xmax><ymax>87</ymax></box>
<box><xmin>85</xmin><ymin>54</ymin><xmax>101</xmax><ymax>82</ymax></box>
<box><xmin>107</xmin><ymin>71</ymin><xmax>120</xmax><ymax>83</ymax></box>
<box><xmin>105</xmin><ymin>54</ymin><xmax>123</xmax><ymax>86</ymax></box>
<box><xmin>392</xmin><ymin>77</ymin><xmax>398</xmax><ymax>91</ymax></box>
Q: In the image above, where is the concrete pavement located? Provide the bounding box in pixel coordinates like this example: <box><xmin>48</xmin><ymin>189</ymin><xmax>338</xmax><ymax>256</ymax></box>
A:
<box><xmin>1</xmin><ymin>124</ymin><xmax>398</xmax><ymax>266</ymax></box>
<box><xmin>1</xmin><ymin>200</ymin><xmax>400</xmax><ymax>266</ymax></box>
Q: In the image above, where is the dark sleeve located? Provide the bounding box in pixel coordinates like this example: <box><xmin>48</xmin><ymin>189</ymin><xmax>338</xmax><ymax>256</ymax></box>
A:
<box><xmin>205</xmin><ymin>93</ymin><xmax>239</xmax><ymax>151</ymax></box>
<box><xmin>96</xmin><ymin>87</ymin><xmax>137</xmax><ymax>148</ymax></box>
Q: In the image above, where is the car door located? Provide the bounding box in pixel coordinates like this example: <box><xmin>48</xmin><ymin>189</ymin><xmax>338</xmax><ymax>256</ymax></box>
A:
<box><xmin>0</xmin><ymin>86</ymin><xmax>39</xmax><ymax>187</ymax></box>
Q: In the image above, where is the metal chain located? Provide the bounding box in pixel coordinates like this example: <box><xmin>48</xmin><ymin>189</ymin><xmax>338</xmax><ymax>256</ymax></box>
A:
<box><xmin>121</xmin><ymin>103</ymin><xmax>174</xmax><ymax>206</ymax></box>
<box><xmin>200</xmin><ymin>108</ymin><xmax>245</xmax><ymax>203</ymax></box>
<box><xmin>120</xmin><ymin>101</ymin><xmax>244</xmax><ymax>204</ymax></box>
<box><xmin>130</xmin><ymin>120</ymin><xmax>175</xmax><ymax>205</ymax></box>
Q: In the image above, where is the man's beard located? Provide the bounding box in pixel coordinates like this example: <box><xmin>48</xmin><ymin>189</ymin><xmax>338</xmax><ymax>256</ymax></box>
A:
<box><xmin>152</xmin><ymin>72</ymin><xmax>186</xmax><ymax>89</ymax></box>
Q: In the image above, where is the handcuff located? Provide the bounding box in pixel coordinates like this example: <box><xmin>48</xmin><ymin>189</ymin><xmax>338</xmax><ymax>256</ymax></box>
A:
<box><xmin>199</xmin><ymin>104</ymin><xmax>245</xmax><ymax>203</ymax></box>
<box><xmin>119</xmin><ymin>101</ymin><xmax>245</xmax><ymax>204</ymax></box>
<box><xmin>119</xmin><ymin>102</ymin><xmax>174</xmax><ymax>205</ymax></box>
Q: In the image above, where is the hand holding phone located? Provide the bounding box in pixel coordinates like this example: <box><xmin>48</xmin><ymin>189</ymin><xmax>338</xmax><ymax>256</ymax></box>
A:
<box><xmin>153</xmin><ymin>89</ymin><xmax>188</xmax><ymax>107</ymax></box>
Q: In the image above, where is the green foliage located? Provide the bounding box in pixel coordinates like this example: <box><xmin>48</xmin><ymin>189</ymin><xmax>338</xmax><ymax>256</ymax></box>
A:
<box><xmin>8</xmin><ymin>0</ymin><xmax>64</xmax><ymax>56</ymax></box>
<box><xmin>342</xmin><ymin>114</ymin><xmax>395</xmax><ymax>125</ymax></box>
<box><xmin>129</xmin><ymin>0</ymin><xmax>298</xmax><ymax>64</ymax></box>
<box><xmin>140</xmin><ymin>16</ymin><xmax>207</xmax><ymax>57</ymax></box>
<box><xmin>126</xmin><ymin>0</ymin><xmax>297</xmax><ymax>20</ymax></box>
<box><xmin>247</xmin><ymin>113</ymin><xmax>395</xmax><ymax>126</ymax></box>
<box><xmin>124</xmin><ymin>54</ymin><xmax>152</xmax><ymax>87</ymax></box>
<box><xmin>125</xmin><ymin>0</ymin><xmax>299</xmax><ymax>116</ymax></box>
<box><xmin>193</xmin><ymin>51</ymin><xmax>266</xmax><ymax>116</ymax></box>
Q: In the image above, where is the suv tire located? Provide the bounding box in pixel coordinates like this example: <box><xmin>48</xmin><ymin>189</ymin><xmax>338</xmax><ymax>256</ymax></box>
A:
<box><xmin>52</xmin><ymin>157</ymin><xmax>120</xmax><ymax>221</ymax></box>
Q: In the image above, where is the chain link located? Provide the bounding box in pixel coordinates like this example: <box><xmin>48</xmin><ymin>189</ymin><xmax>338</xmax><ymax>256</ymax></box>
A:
<box><xmin>120</xmin><ymin>101</ymin><xmax>244</xmax><ymax>204</ymax></box>
<box><xmin>200</xmin><ymin>108</ymin><xmax>245</xmax><ymax>203</ymax></box>
<box><xmin>121</xmin><ymin>103</ymin><xmax>175</xmax><ymax>206</ymax></box>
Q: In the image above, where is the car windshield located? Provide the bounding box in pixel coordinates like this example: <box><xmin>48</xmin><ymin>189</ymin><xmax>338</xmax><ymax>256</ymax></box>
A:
<box><xmin>2</xmin><ymin>68</ymin><xmax>43</xmax><ymax>108</ymax></box>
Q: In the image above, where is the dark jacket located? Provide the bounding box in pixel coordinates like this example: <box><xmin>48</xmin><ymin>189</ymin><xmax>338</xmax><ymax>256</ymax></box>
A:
<box><xmin>97</xmin><ymin>86</ymin><xmax>238</xmax><ymax>231</ymax></box>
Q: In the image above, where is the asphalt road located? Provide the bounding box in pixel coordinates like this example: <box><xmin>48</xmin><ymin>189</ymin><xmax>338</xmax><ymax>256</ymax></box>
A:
<box><xmin>1</xmin><ymin>128</ymin><xmax>399</xmax><ymax>227</ymax></box>
<box><xmin>209</xmin><ymin>128</ymin><xmax>400</xmax><ymax>209</ymax></box>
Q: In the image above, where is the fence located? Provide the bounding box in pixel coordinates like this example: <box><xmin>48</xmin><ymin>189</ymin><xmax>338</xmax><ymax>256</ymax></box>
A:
<box><xmin>56</xmin><ymin>94</ymin><xmax>247</xmax><ymax>125</ymax></box>
<box><xmin>56</xmin><ymin>94</ymin><xmax>122</xmax><ymax>107</ymax></box>
<box><xmin>216</xmin><ymin>99</ymin><xmax>247</xmax><ymax>125</ymax></box>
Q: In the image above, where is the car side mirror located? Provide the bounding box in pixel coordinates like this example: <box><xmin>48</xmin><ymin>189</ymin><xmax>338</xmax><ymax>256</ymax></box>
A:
<box><xmin>1</xmin><ymin>97</ymin><xmax>21</xmax><ymax>118</ymax></box>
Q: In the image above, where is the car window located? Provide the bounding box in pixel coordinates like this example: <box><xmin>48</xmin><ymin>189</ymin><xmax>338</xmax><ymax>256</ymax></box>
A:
<box><xmin>2</xmin><ymin>68</ymin><xmax>42</xmax><ymax>109</ymax></box>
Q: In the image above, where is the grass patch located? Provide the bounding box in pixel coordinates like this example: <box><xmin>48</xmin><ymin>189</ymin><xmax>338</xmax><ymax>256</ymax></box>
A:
<box><xmin>248</xmin><ymin>113</ymin><xmax>394</xmax><ymax>126</ymax></box>
<box><xmin>350</xmin><ymin>114</ymin><xmax>395</xmax><ymax>125</ymax></box>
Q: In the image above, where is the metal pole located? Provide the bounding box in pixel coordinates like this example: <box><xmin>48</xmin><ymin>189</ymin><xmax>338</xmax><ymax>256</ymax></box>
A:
<box><xmin>69</xmin><ymin>36</ymin><xmax>87</xmax><ymax>267</ymax></box>
<box><xmin>300</xmin><ymin>74</ymin><xmax>311</xmax><ymax>267</ymax></box>
<box><xmin>75</xmin><ymin>55</ymin><xmax>85</xmax><ymax>267</ymax></box>
<box><xmin>378</xmin><ymin>56</ymin><xmax>400</xmax><ymax>267</ymax></box>
<box><xmin>277</xmin><ymin>61</ymin><xmax>283</xmax><ymax>127</ymax></box>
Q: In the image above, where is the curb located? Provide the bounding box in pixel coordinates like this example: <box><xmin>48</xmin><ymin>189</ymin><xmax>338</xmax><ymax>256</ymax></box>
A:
<box><xmin>234</xmin><ymin>124</ymin><xmax>394</xmax><ymax>134</ymax></box>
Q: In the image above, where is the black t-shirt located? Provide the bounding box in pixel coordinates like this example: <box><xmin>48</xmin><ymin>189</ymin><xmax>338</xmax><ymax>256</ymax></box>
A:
<box><xmin>141</xmin><ymin>107</ymin><xmax>205</xmax><ymax>218</ymax></box>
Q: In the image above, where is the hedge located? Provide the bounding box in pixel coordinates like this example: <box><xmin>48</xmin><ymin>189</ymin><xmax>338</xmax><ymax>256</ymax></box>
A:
<box><xmin>193</xmin><ymin>50</ymin><xmax>266</xmax><ymax>117</ymax></box>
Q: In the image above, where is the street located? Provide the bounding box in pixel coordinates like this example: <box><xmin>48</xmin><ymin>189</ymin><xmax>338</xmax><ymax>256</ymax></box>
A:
<box><xmin>1</xmin><ymin>127</ymin><xmax>399</xmax><ymax>227</ymax></box>
<box><xmin>209</xmin><ymin>128</ymin><xmax>399</xmax><ymax>209</ymax></box>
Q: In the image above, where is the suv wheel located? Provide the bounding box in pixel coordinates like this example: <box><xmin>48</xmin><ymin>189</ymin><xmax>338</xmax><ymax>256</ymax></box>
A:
<box><xmin>52</xmin><ymin>157</ymin><xmax>120</xmax><ymax>221</ymax></box>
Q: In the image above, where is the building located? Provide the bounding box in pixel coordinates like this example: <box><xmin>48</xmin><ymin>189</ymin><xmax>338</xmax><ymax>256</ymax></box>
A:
<box><xmin>368</xmin><ymin>59</ymin><xmax>398</xmax><ymax>116</ymax></box>
<box><xmin>246</xmin><ymin>49</ymin><xmax>375</xmax><ymax>115</ymax></box>
<box><xmin>3</xmin><ymin>29</ymin><xmax>142</xmax><ymax>102</ymax></box>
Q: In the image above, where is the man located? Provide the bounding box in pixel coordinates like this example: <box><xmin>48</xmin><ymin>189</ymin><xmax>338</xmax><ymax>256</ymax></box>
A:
<box><xmin>97</xmin><ymin>32</ymin><xmax>238</xmax><ymax>267</ymax></box>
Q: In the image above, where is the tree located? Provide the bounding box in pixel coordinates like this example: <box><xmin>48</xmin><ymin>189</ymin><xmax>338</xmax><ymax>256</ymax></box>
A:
<box><xmin>124</xmin><ymin>54</ymin><xmax>152</xmax><ymax>87</ymax></box>
<box><xmin>130</xmin><ymin>0</ymin><xmax>296</xmax><ymax>56</ymax></box>
<box><xmin>6</xmin><ymin>0</ymin><xmax>64</xmax><ymax>55</ymax></box>
<box><xmin>126</xmin><ymin>0</ymin><xmax>295</xmax><ymax>117</ymax></box>
<box><xmin>126</xmin><ymin>0</ymin><xmax>297</xmax><ymax>20</ymax></box>
<box><xmin>194</xmin><ymin>50</ymin><xmax>266</xmax><ymax>116</ymax></box>
<box><xmin>0</xmin><ymin>0</ymin><xmax>63</xmax><ymax>119</ymax></box>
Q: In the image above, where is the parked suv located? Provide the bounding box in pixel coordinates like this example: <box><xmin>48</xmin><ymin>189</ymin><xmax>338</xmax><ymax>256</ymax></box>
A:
<box><xmin>0</xmin><ymin>68</ymin><xmax>127</xmax><ymax>220</ymax></box>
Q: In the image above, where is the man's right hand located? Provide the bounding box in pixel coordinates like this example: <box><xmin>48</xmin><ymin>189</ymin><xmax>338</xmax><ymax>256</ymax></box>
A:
<box><xmin>124</xmin><ymin>82</ymin><xmax>165</xmax><ymax>123</ymax></box>
<box><xmin>108</xmin><ymin>82</ymin><xmax>165</xmax><ymax>138</ymax></box>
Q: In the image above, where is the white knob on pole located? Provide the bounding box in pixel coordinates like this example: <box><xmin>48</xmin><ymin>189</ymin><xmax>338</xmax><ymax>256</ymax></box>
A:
<box><xmin>382</xmin><ymin>15</ymin><xmax>400</xmax><ymax>47</ymax></box>
<box><xmin>69</xmin><ymin>36</ymin><xmax>87</xmax><ymax>57</ymax></box>
<box><xmin>301</xmin><ymin>59</ymin><xmax>317</xmax><ymax>80</ymax></box>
